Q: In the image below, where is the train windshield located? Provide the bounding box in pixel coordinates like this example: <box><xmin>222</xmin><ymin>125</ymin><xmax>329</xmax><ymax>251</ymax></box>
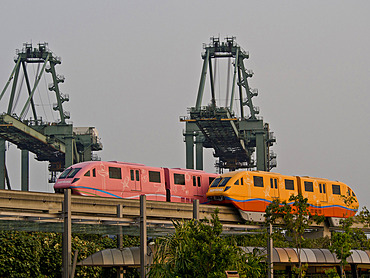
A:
<box><xmin>210</xmin><ymin>177</ymin><xmax>222</xmax><ymax>187</ymax></box>
<box><xmin>67</xmin><ymin>168</ymin><xmax>82</xmax><ymax>178</ymax></box>
<box><xmin>59</xmin><ymin>168</ymin><xmax>82</xmax><ymax>179</ymax></box>
<box><xmin>59</xmin><ymin>168</ymin><xmax>72</xmax><ymax>179</ymax></box>
<box><xmin>218</xmin><ymin>177</ymin><xmax>231</xmax><ymax>187</ymax></box>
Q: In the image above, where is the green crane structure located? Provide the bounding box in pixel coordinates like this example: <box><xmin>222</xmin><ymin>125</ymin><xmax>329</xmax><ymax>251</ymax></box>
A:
<box><xmin>0</xmin><ymin>42</ymin><xmax>102</xmax><ymax>190</ymax></box>
<box><xmin>181</xmin><ymin>37</ymin><xmax>276</xmax><ymax>173</ymax></box>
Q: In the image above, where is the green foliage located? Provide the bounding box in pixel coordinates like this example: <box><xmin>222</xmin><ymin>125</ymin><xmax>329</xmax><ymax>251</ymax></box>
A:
<box><xmin>358</xmin><ymin>206</ymin><xmax>370</xmax><ymax>228</ymax></box>
<box><xmin>329</xmin><ymin>217</ymin><xmax>355</xmax><ymax>278</ymax></box>
<box><xmin>242</xmin><ymin>248</ymin><xmax>267</xmax><ymax>277</ymax></box>
<box><xmin>0</xmin><ymin>231</ymin><xmax>43</xmax><ymax>278</ymax></box>
<box><xmin>233</xmin><ymin>230</ymin><xmax>295</xmax><ymax>249</ymax></box>
<box><xmin>232</xmin><ymin>230</ymin><xmax>331</xmax><ymax>250</ymax></box>
<box><xmin>148</xmin><ymin>210</ymin><xmax>265</xmax><ymax>278</ymax></box>
<box><xmin>330</xmin><ymin>230</ymin><xmax>351</xmax><ymax>277</ymax></box>
<box><xmin>233</xmin><ymin>232</ymin><xmax>269</xmax><ymax>247</ymax></box>
<box><xmin>350</xmin><ymin>228</ymin><xmax>369</xmax><ymax>250</ymax></box>
<box><xmin>300</xmin><ymin>236</ymin><xmax>331</xmax><ymax>249</ymax></box>
<box><xmin>0</xmin><ymin>231</ymin><xmax>139</xmax><ymax>278</ymax></box>
<box><xmin>292</xmin><ymin>263</ymin><xmax>308</xmax><ymax>278</ymax></box>
<box><xmin>325</xmin><ymin>267</ymin><xmax>340</xmax><ymax>278</ymax></box>
<box><xmin>265</xmin><ymin>194</ymin><xmax>324</xmax><ymax>278</ymax></box>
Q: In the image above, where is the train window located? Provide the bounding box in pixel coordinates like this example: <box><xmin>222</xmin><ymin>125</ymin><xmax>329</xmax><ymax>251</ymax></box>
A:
<box><xmin>59</xmin><ymin>168</ymin><xmax>72</xmax><ymax>179</ymax></box>
<box><xmin>149</xmin><ymin>171</ymin><xmax>161</xmax><ymax>183</ymax></box>
<box><xmin>209</xmin><ymin>177</ymin><xmax>215</xmax><ymax>185</ymax></box>
<box><xmin>332</xmin><ymin>184</ymin><xmax>341</xmax><ymax>195</ymax></box>
<box><xmin>109</xmin><ymin>167</ymin><xmax>122</xmax><ymax>179</ymax></box>
<box><xmin>219</xmin><ymin>177</ymin><xmax>231</xmax><ymax>187</ymax></box>
<box><xmin>352</xmin><ymin>191</ymin><xmax>356</xmax><ymax>197</ymax></box>
<box><xmin>197</xmin><ymin>176</ymin><xmax>201</xmax><ymax>187</ymax></box>
<box><xmin>253</xmin><ymin>176</ymin><xmax>264</xmax><ymax>187</ymax></box>
<box><xmin>136</xmin><ymin>170</ymin><xmax>140</xmax><ymax>181</ymax></box>
<box><xmin>304</xmin><ymin>181</ymin><xmax>314</xmax><ymax>192</ymax></box>
<box><xmin>174</xmin><ymin>174</ymin><xmax>185</xmax><ymax>185</ymax></box>
<box><xmin>241</xmin><ymin>178</ymin><xmax>244</xmax><ymax>186</ymax></box>
<box><xmin>67</xmin><ymin>168</ymin><xmax>82</xmax><ymax>178</ymax></box>
<box><xmin>319</xmin><ymin>184</ymin><xmax>322</xmax><ymax>193</ymax></box>
<box><xmin>84</xmin><ymin>170</ymin><xmax>90</xmax><ymax>177</ymax></box>
<box><xmin>285</xmin><ymin>179</ymin><xmax>294</xmax><ymax>190</ymax></box>
<box><xmin>323</xmin><ymin>184</ymin><xmax>326</xmax><ymax>194</ymax></box>
<box><xmin>130</xmin><ymin>170</ymin><xmax>134</xmax><ymax>181</ymax></box>
<box><xmin>235</xmin><ymin>180</ymin><xmax>239</xmax><ymax>185</ymax></box>
<box><xmin>274</xmin><ymin>179</ymin><xmax>277</xmax><ymax>189</ymax></box>
<box><xmin>210</xmin><ymin>177</ymin><xmax>222</xmax><ymax>187</ymax></box>
<box><xmin>93</xmin><ymin>168</ymin><xmax>96</xmax><ymax>177</ymax></box>
<box><xmin>193</xmin><ymin>176</ymin><xmax>197</xmax><ymax>186</ymax></box>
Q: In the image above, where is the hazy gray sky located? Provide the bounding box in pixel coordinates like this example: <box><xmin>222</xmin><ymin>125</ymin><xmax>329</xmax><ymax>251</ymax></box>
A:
<box><xmin>1</xmin><ymin>1</ymin><xmax>370</xmax><ymax>208</ymax></box>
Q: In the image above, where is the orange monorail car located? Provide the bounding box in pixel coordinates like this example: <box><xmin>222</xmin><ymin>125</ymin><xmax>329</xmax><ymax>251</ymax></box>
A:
<box><xmin>206</xmin><ymin>170</ymin><xmax>359</xmax><ymax>225</ymax></box>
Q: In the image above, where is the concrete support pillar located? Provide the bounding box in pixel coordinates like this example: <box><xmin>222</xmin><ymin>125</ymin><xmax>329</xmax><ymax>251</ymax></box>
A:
<box><xmin>267</xmin><ymin>222</ymin><xmax>274</xmax><ymax>278</ymax></box>
<box><xmin>117</xmin><ymin>204</ymin><xmax>123</xmax><ymax>250</ymax></box>
<box><xmin>193</xmin><ymin>199</ymin><xmax>199</xmax><ymax>220</ymax></box>
<box><xmin>140</xmin><ymin>195</ymin><xmax>147</xmax><ymax>278</ymax></box>
<box><xmin>62</xmin><ymin>189</ymin><xmax>72</xmax><ymax>278</ymax></box>
<box><xmin>0</xmin><ymin>139</ymin><xmax>5</xmax><ymax>190</ymax></box>
<box><xmin>21</xmin><ymin>150</ymin><xmax>29</xmax><ymax>191</ymax></box>
<box><xmin>117</xmin><ymin>204</ymin><xmax>124</xmax><ymax>278</ymax></box>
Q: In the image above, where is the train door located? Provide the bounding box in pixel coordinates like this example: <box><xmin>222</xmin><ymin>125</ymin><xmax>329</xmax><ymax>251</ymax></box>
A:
<box><xmin>319</xmin><ymin>183</ymin><xmax>327</xmax><ymax>202</ymax></box>
<box><xmin>193</xmin><ymin>175</ymin><xmax>202</xmax><ymax>196</ymax></box>
<box><xmin>130</xmin><ymin>169</ymin><xmax>141</xmax><ymax>191</ymax></box>
<box><xmin>270</xmin><ymin>177</ymin><xmax>279</xmax><ymax>199</ymax></box>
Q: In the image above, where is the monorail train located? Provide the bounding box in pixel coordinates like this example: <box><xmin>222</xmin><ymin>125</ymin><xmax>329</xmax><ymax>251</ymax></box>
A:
<box><xmin>206</xmin><ymin>170</ymin><xmax>359</xmax><ymax>225</ymax></box>
<box><xmin>54</xmin><ymin>161</ymin><xmax>218</xmax><ymax>204</ymax></box>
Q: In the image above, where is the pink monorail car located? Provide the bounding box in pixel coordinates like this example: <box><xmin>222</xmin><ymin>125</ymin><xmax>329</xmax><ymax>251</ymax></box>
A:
<box><xmin>54</xmin><ymin>161</ymin><xmax>218</xmax><ymax>204</ymax></box>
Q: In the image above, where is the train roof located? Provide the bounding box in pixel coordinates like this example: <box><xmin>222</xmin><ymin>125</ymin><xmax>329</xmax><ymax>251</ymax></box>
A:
<box><xmin>170</xmin><ymin>168</ymin><xmax>215</xmax><ymax>174</ymax></box>
<box><xmin>221</xmin><ymin>170</ymin><xmax>282</xmax><ymax>176</ymax></box>
<box><xmin>108</xmin><ymin>161</ymin><xmax>146</xmax><ymax>166</ymax></box>
<box><xmin>300</xmin><ymin>176</ymin><xmax>329</xmax><ymax>181</ymax></box>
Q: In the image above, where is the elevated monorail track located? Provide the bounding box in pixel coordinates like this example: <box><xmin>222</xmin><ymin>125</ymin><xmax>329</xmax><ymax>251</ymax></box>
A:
<box><xmin>0</xmin><ymin>189</ymin><xmax>263</xmax><ymax>235</ymax></box>
<box><xmin>0</xmin><ymin>189</ymin><xmax>366</xmax><ymax>236</ymax></box>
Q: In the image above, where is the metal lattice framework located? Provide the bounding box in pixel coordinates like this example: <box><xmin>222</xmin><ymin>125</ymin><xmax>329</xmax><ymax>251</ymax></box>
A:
<box><xmin>0</xmin><ymin>42</ymin><xmax>69</xmax><ymax>123</ymax></box>
<box><xmin>181</xmin><ymin>37</ymin><xmax>276</xmax><ymax>172</ymax></box>
<box><xmin>0</xmin><ymin>43</ymin><xmax>102</xmax><ymax>189</ymax></box>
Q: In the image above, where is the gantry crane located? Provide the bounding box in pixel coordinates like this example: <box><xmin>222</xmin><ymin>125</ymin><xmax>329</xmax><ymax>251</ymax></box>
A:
<box><xmin>181</xmin><ymin>37</ymin><xmax>276</xmax><ymax>173</ymax></box>
<box><xmin>0</xmin><ymin>42</ymin><xmax>102</xmax><ymax>190</ymax></box>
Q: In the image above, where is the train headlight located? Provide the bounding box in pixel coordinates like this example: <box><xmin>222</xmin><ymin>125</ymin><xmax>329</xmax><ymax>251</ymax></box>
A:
<box><xmin>214</xmin><ymin>196</ymin><xmax>224</xmax><ymax>201</ymax></box>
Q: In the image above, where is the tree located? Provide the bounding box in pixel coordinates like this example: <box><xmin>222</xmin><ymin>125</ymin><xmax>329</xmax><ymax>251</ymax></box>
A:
<box><xmin>148</xmin><ymin>210</ymin><xmax>265</xmax><ymax>278</ymax></box>
<box><xmin>358</xmin><ymin>206</ymin><xmax>370</xmax><ymax>228</ymax></box>
<box><xmin>265</xmin><ymin>194</ymin><xmax>324</xmax><ymax>278</ymax></box>
<box><xmin>327</xmin><ymin>194</ymin><xmax>363</xmax><ymax>278</ymax></box>
<box><xmin>329</xmin><ymin>218</ymin><xmax>353</xmax><ymax>278</ymax></box>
